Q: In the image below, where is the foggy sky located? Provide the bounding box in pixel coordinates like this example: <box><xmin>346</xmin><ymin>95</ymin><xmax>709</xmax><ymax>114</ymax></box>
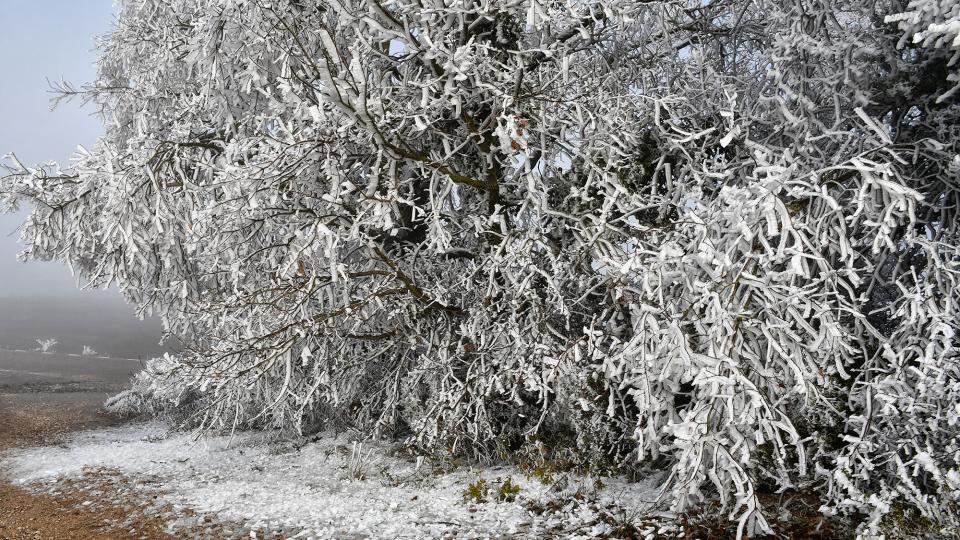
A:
<box><xmin>0</xmin><ymin>0</ymin><xmax>114</xmax><ymax>297</ymax></box>
<box><xmin>0</xmin><ymin>1</ymin><xmax>166</xmax><ymax>357</ymax></box>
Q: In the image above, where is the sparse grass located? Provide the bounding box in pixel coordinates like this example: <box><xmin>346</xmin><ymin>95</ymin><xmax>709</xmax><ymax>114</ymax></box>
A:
<box><xmin>675</xmin><ymin>491</ymin><xmax>851</xmax><ymax>539</ymax></box>
<box><xmin>878</xmin><ymin>503</ymin><xmax>960</xmax><ymax>540</ymax></box>
<box><xmin>346</xmin><ymin>441</ymin><xmax>379</xmax><ymax>481</ymax></box>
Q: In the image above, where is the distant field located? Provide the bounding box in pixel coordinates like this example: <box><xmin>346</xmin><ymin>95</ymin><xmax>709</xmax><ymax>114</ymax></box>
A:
<box><xmin>0</xmin><ymin>296</ymin><xmax>168</xmax><ymax>359</ymax></box>
<box><xmin>0</xmin><ymin>349</ymin><xmax>141</xmax><ymax>389</ymax></box>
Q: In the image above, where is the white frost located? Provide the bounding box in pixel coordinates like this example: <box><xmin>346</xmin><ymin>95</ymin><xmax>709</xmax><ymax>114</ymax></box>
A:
<box><xmin>2</xmin><ymin>422</ymin><xmax>664</xmax><ymax>538</ymax></box>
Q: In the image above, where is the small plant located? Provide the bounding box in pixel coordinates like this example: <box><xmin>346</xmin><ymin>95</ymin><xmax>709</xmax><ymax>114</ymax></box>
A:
<box><xmin>496</xmin><ymin>476</ymin><xmax>521</xmax><ymax>502</ymax></box>
<box><xmin>431</xmin><ymin>451</ymin><xmax>463</xmax><ymax>476</ymax></box>
<box><xmin>520</xmin><ymin>463</ymin><xmax>555</xmax><ymax>486</ymax></box>
<box><xmin>347</xmin><ymin>441</ymin><xmax>377</xmax><ymax>481</ymax></box>
<box><xmin>463</xmin><ymin>477</ymin><xmax>489</xmax><ymax>504</ymax></box>
<box><xmin>593</xmin><ymin>477</ymin><xmax>605</xmax><ymax>492</ymax></box>
<box><xmin>520</xmin><ymin>457</ymin><xmax>581</xmax><ymax>487</ymax></box>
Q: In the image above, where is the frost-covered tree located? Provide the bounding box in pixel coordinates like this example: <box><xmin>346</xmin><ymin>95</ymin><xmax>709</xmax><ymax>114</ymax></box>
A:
<box><xmin>3</xmin><ymin>0</ymin><xmax>959</xmax><ymax>535</ymax></box>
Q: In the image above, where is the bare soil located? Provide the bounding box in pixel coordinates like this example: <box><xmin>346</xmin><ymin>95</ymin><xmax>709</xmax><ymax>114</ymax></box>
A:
<box><xmin>0</xmin><ymin>391</ymin><xmax>174</xmax><ymax>539</ymax></box>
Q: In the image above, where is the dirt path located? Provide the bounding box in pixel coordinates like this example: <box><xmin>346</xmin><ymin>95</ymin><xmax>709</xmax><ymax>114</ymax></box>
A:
<box><xmin>0</xmin><ymin>391</ymin><xmax>174</xmax><ymax>539</ymax></box>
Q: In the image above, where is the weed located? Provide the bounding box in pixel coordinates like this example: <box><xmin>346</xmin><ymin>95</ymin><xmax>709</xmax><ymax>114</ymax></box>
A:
<box><xmin>496</xmin><ymin>476</ymin><xmax>521</xmax><ymax>502</ymax></box>
<box><xmin>463</xmin><ymin>477</ymin><xmax>489</xmax><ymax>503</ymax></box>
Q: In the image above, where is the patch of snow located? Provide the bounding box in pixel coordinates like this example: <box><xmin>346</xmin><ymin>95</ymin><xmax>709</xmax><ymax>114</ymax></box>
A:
<box><xmin>1</xmin><ymin>422</ymin><xmax>665</xmax><ymax>538</ymax></box>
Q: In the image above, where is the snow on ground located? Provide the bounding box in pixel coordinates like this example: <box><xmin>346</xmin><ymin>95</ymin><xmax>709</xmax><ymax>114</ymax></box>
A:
<box><xmin>0</xmin><ymin>421</ymin><xmax>667</xmax><ymax>538</ymax></box>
